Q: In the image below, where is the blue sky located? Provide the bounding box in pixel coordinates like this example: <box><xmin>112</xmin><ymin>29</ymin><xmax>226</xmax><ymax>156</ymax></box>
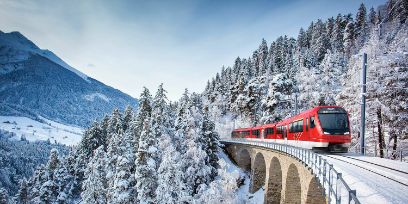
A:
<box><xmin>0</xmin><ymin>0</ymin><xmax>385</xmax><ymax>100</ymax></box>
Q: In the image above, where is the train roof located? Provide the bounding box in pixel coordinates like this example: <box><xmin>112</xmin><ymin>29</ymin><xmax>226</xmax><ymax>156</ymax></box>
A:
<box><xmin>276</xmin><ymin>106</ymin><xmax>345</xmax><ymax>125</ymax></box>
<box><xmin>232</xmin><ymin>127</ymin><xmax>252</xmax><ymax>132</ymax></box>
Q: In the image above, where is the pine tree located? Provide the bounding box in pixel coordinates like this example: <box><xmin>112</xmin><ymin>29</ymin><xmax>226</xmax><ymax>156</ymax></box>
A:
<box><xmin>16</xmin><ymin>179</ymin><xmax>29</xmax><ymax>204</ymax></box>
<box><xmin>131</xmin><ymin>87</ymin><xmax>153</xmax><ymax>153</ymax></box>
<box><xmin>80</xmin><ymin>121</ymin><xmax>104</xmax><ymax>158</ymax></box>
<box><xmin>258</xmin><ymin>39</ymin><xmax>269</xmax><ymax>76</ymax></box>
<box><xmin>355</xmin><ymin>3</ymin><xmax>368</xmax><ymax>47</ymax></box>
<box><xmin>100</xmin><ymin>115</ymin><xmax>110</xmax><ymax>150</ymax></box>
<box><xmin>199</xmin><ymin>112</ymin><xmax>220</xmax><ymax>179</ymax></box>
<box><xmin>297</xmin><ymin>28</ymin><xmax>308</xmax><ymax>49</ymax></box>
<box><xmin>343</xmin><ymin>21</ymin><xmax>355</xmax><ymax>56</ymax></box>
<box><xmin>122</xmin><ymin>106</ymin><xmax>134</xmax><ymax>132</ymax></box>
<box><xmin>178</xmin><ymin>100</ymin><xmax>213</xmax><ymax>198</ymax></box>
<box><xmin>135</xmin><ymin>117</ymin><xmax>159</xmax><ymax>204</ymax></box>
<box><xmin>397</xmin><ymin>0</ymin><xmax>408</xmax><ymax>24</ymax></box>
<box><xmin>81</xmin><ymin>146</ymin><xmax>108</xmax><ymax>204</ymax></box>
<box><xmin>39</xmin><ymin>149</ymin><xmax>60</xmax><ymax>203</ymax></box>
<box><xmin>175</xmin><ymin>89</ymin><xmax>191</xmax><ymax>136</ymax></box>
<box><xmin>332</xmin><ymin>14</ymin><xmax>345</xmax><ymax>52</ymax></box>
<box><xmin>152</xmin><ymin>84</ymin><xmax>173</xmax><ymax>140</ymax></box>
<box><xmin>155</xmin><ymin>137</ymin><xmax>188</xmax><ymax>203</ymax></box>
<box><xmin>0</xmin><ymin>188</ymin><xmax>8</xmax><ymax>204</ymax></box>
<box><xmin>54</xmin><ymin>159</ymin><xmax>74</xmax><ymax>203</ymax></box>
<box><xmin>326</xmin><ymin>17</ymin><xmax>335</xmax><ymax>41</ymax></box>
<box><xmin>311</xmin><ymin>19</ymin><xmax>330</xmax><ymax>62</ymax></box>
<box><xmin>262</xmin><ymin>73</ymin><xmax>294</xmax><ymax>122</ymax></box>
<box><xmin>108</xmin><ymin>109</ymin><xmax>123</xmax><ymax>135</ymax></box>
<box><xmin>111</xmin><ymin>132</ymin><xmax>135</xmax><ymax>204</ymax></box>
<box><xmin>194</xmin><ymin>159</ymin><xmax>238</xmax><ymax>203</ymax></box>
<box><xmin>368</xmin><ymin>7</ymin><xmax>378</xmax><ymax>26</ymax></box>
<box><xmin>106</xmin><ymin>130</ymin><xmax>124</xmax><ymax>202</ymax></box>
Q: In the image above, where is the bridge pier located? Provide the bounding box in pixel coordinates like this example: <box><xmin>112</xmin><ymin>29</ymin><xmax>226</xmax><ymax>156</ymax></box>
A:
<box><xmin>225</xmin><ymin>143</ymin><xmax>325</xmax><ymax>204</ymax></box>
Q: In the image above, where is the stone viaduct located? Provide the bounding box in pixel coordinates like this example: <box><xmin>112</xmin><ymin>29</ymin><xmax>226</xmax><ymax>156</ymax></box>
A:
<box><xmin>224</xmin><ymin>143</ymin><xmax>326</xmax><ymax>204</ymax></box>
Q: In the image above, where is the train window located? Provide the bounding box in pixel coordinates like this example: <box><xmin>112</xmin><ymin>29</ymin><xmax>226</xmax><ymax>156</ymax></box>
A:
<box><xmin>298</xmin><ymin>120</ymin><xmax>304</xmax><ymax>132</ymax></box>
<box><xmin>310</xmin><ymin>116</ymin><xmax>315</xmax><ymax>128</ymax></box>
<box><xmin>266</xmin><ymin>128</ymin><xmax>274</xmax><ymax>135</ymax></box>
<box><xmin>252</xmin><ymin>130</ymin><xmax>260</xmax><ymax>138</ymax></box>
<box><xmin>231</xmin><ymin>131</ymin><xmax>236</xmax><ymax>138</ymax></box>
<box><xmin>241</xmin><ymin>131</ymin><xmax>250</xmax><ymax>137</ymax></box>
<box><xmin>234</xmin><ymin>131</ymin><xmax>240</xmax><ymax>138</ymax></box>
<box><xmin>277</xmin><ymin>126</ymin><xmax>283</xmax><ymax>134</ymax></box>
<box><xmin>290</xmin><ymin>120</ymin><xmax>304</xmax><ymax>132</ymax></box>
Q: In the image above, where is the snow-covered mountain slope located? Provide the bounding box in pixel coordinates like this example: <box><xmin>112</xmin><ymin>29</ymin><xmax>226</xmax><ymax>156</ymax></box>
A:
<box><xmin>0</xmin><ymin>116</ymin><xmax>82</xmax><ymax>145</ymax></box>
<box><xmin>0</xmin><ymin>31</ymin><xmax>138</xmax><ymax>127</ymax></box>
<box><xmin>0</xmin><ymin>31</ymin><xmax>88</xmax><ymax>80</ymax></box>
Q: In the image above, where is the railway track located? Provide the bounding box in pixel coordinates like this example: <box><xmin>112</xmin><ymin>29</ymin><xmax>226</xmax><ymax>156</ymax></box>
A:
<box><xmin>324</xmin><ymin>154</ymin><xmax>408</xmax><ymax>187</ymax></box>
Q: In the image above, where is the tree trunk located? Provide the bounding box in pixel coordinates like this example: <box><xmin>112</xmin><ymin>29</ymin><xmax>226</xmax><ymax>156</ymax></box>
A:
<box><xmin>391</xmin><ymin>130</ymin><xmax>398</xmax><ymax>160</ymax></box>
<box><xmin>377</xmin><ymin>107</ymin><xmax>385</xmax><ymax>158</ymax></box>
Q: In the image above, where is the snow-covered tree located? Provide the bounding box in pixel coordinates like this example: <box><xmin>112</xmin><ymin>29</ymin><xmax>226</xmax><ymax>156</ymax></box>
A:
<box><xmin>81</xmin><ymin>146</ymin><xmax>108</xmax><ymax>204</ymax></box>
<box><xmin>108</xmin><ymin>109</ymin><xmax>123</xmax><ymax>135</ymax></box>
<box><xmin>179</xmin><ymin>99</ymin><xmax>212</xmax><ymax>198</ymax></box>
<box><xmin>194</xmin><ymin>159</ymin><xmax>239</xmax><ymax>203</ymax></box>
<box><xmin>355</xmin><ymin>3</ymin><xmax>368</xmax><ymax>48</ymax></box>
<box><xmin>122</xmin><ymin>106</ymin><xmax>134</xmax><ymax>132</ymax></box>
<box><xmin>135</xmin><ymin>117</ymin><xmax>159</xmax><ymax>204</ymax></box>
<box><xmin>199</xmin><ymin>112</ymin><xmax>220</xmax><ymax>178</ymax></box>
<box><xmin>131</xmin><ymin>87</ymin><xmax>152</xmax><ymax>153</ymax></box>
<box><xmin>16</xmin><ymin>179</ymin><xmax>28</xmax><ymax>204</ymax></box>
<box><xmin>0</xmin><ymin>188</ymin><xmax>8</xmax><ymax>204</ymax></box>
<box><xmin>155</xmin><ymin>137</ymin><xmax>188</xmax><ymax>203</ymax></box>
<box><xmin>343</xmin><ymin>21</ymin><xmax>356</xmax><ymax>56</ymax></box>
<box><xmin>80</xmin><ymin>121</ymin><xmax>104</xmax><ymax>158</ymax></box>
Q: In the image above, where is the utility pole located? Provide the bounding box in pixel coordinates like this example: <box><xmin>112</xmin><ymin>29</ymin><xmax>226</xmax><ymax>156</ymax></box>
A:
<box><xmin>360</xmin><ymin>53</ymin><xmax>367</xmax><ymax>155</ymax></box>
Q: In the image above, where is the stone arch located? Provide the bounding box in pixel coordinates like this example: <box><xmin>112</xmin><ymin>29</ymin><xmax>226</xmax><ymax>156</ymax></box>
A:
<box><xmin>251</xmin><ymin>152</ymin><xmax>266</xmax><ymax>193</ymax></box>
<box><xmin>237</xmin><ymin>148</ymin><xmax>251</xmax><ymax>172</ymax></box>
<box><xmin>284</xmin><ymin>163</ymin><xmax>301</xmax><ymax>204</ymax></box>
<box><xmin>266</xmin><ymin>157</ymin><xmax>282</xmax><ymax>204</ymax></box>
<box><xmin>305</xmin><ymin>177</ymin><xmax>326</xmax><ymax>204</ymax></box>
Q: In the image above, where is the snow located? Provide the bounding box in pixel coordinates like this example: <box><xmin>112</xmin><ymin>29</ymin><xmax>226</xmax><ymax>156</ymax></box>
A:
<box><xmin>323</xmin><ymin>155</ymin><xmax>408</xmax><ymax>204</ymax></box>
<box><xmin>38</xmin><ymin>50</ymin><xmax>90</xmax><ymax>82</ymax></box>
<box><xmin>83</xmin><ymin>93</ymin><xmax>110</xmax><ymax>102</ymax></box>
<box><xmin>219</xmin><ymin>150</ymin><xmax>265</xmax><ymax>203</ymax></box>
<box><xmin>0</xmin><ymin>116</ymin><xmax>83</xmax><ymax>145</ymax></box>
<box><xmin>0</xmin><ymin>31</ymin><xmax>90</xmax><ymax>82</ymax></box>
<box><xmin>340</xmin><ymin>153</ymin><xmax>408</xmax><ymax>174</ymax></box>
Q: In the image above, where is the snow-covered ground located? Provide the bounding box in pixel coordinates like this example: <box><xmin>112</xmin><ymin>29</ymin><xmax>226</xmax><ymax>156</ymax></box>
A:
<box><xmin>323</xmin><ymin>154</ymin><xmax>408</xmax><ymax>204</ymax></box>
<box><xmin>0</xmin><ymin>116</ymin><xmax>83</xmax><ymax>145</ymax></box>
<box><xmin>219</xmin><ymin>150</ymin><xmax>264</xmax><ymax>203</ymax></box>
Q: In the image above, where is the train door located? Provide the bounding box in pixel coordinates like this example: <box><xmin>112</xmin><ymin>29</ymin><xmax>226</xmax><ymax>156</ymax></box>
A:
<box><xmin>309</xmin><ymin>115</ymin><xmax>316</xmax><ymax>140</ymax></box>
<box><xmin>305</xmin><ymin>117</ymin><xmax>310</xmax><ymax>139</ymax></box>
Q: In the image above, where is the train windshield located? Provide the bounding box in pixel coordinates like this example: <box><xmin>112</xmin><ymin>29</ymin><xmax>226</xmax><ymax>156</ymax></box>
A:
<box><xmin>318</xmin><ymin>108</ymin><xmax>349</xmax><ymax>135</ymax></box>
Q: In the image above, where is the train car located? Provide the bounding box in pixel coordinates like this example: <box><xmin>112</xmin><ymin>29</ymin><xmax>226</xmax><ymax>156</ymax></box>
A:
<box><xmin>231</xmin><ymin>106</ymin><xmax>351</xmax><ymax>152</ymax></box>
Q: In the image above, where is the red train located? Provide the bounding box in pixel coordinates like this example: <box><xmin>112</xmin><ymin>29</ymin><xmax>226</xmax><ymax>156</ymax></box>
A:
<box><xmin>231</xmin><ymin>106</ymin><xmax>351</xmax><ymax>152</ymax></box>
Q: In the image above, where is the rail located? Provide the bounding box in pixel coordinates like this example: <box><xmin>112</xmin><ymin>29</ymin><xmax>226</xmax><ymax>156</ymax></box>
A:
<box><xmin>220</xmin><ymin>139</ymin><xmax>360</xmax><ymax>204</ymax></box>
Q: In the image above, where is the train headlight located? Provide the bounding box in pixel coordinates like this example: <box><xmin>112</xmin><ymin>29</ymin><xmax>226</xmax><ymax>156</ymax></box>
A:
<box><xmin>324</xmin><ymin>132</ymin><xmax>330</xmax><ymax>134</ymax></box>
<box><xmin>344</xmin><ymin>132</ymin><xmax>350</xmax><ymax>135</ymax></box>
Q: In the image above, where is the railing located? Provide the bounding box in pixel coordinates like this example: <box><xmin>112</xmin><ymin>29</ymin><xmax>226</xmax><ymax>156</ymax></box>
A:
<box><xmin>221</xmin><ymin>139</ymin><xmax>360</xmax><ymax>204</ymax></box>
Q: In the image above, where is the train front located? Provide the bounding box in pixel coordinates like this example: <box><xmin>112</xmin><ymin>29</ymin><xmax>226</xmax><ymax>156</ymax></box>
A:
<box><xmin>316</xmin><ymin>107</ymin><xmax>351</xmax><ymax>152</ymax></box>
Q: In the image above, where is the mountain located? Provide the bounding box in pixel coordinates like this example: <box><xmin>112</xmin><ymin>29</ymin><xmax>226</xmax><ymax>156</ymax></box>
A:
<box><xmin>0</xmin><ymin>31</ymin><xmax>138</xmax><ymax>127</ymax></box>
